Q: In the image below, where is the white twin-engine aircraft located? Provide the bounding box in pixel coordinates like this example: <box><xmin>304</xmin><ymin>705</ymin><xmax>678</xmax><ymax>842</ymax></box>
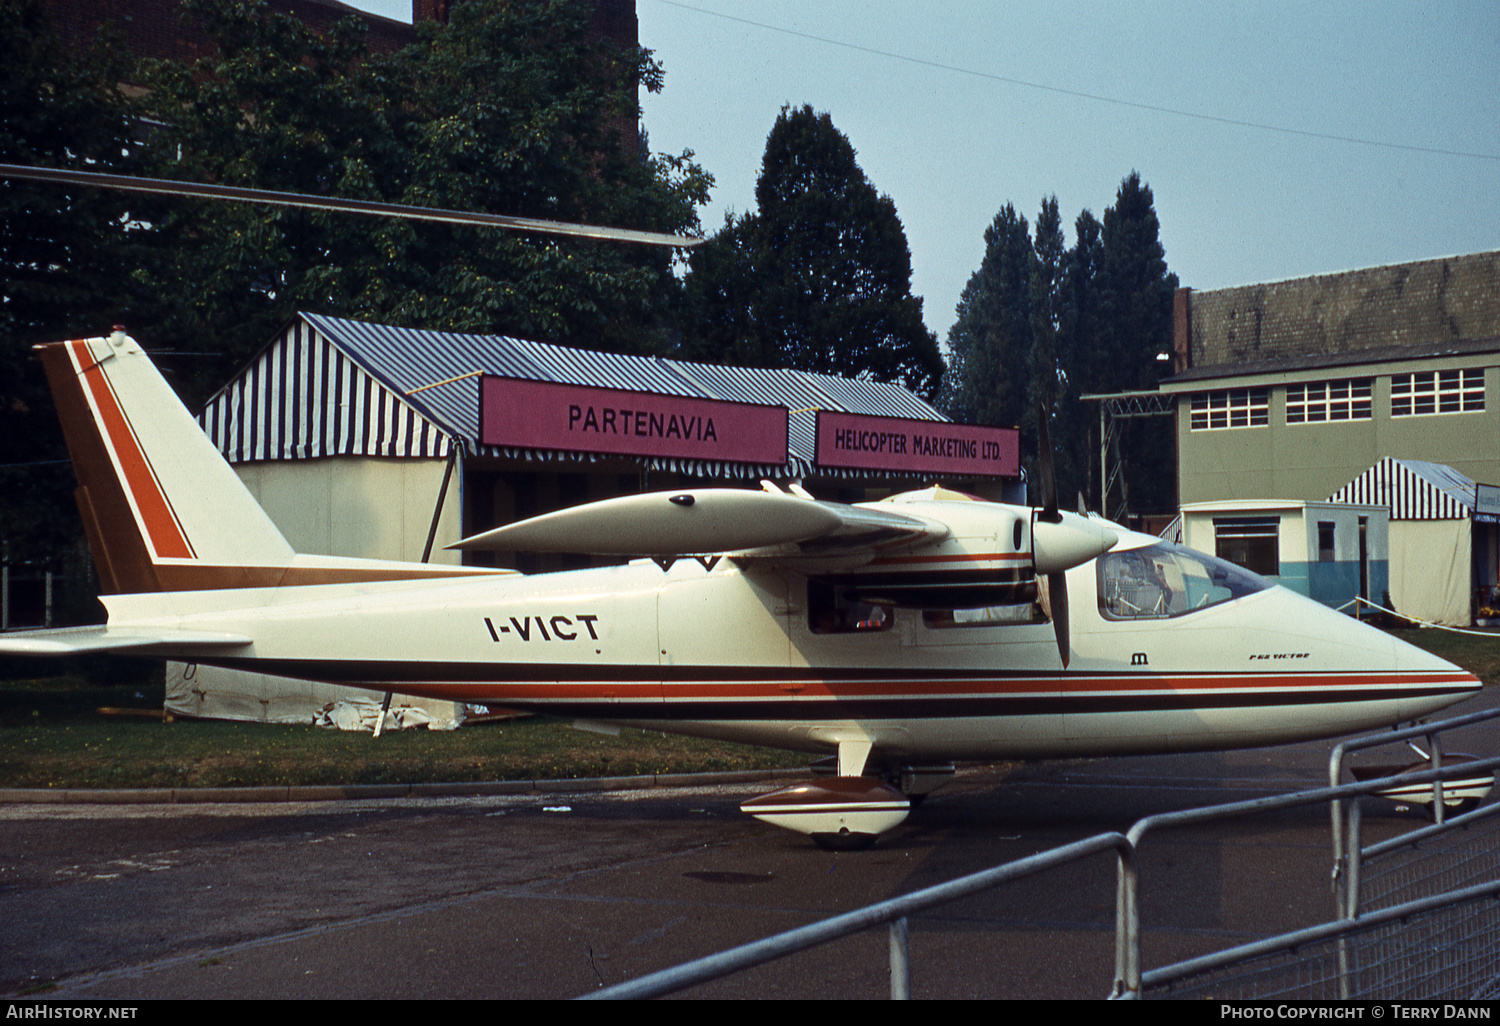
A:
<box><xmin>1</xmin><ymin>331</ymin><xmax>1482</xmax><ymax>848</ymax></box>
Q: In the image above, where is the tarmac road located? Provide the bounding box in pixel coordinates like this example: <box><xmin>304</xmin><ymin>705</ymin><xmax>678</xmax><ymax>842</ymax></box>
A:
<box><xmin>3</xmin><ymin>693</ymin><xmax>1497</xmax><ymax>1000</ymax></box>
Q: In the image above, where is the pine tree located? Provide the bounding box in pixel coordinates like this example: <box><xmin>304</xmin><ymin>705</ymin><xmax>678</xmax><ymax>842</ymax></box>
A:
<box><xmin>681</xmin><ymin>105</ymin><xmax>942</xmax><ymax>398</ymax></box>
<box><xmin>1095</xmin><ymin>172</ymin><xmax>1179</xmax><ymax>514</ymax></box>
<box><xmin>1057</xmin><ymin>208</ymin><xmax>1104</xmax><ymax>510</ymax></box>
<box><xmin>1025</xmin><ymin>196</ymin><xmax>1065</xmax><ymax>487</ymax></box>
<box><xmin>942</xmin><ymin>203</ymin><xmax>1032</xmax><ymax>428</ymax></box>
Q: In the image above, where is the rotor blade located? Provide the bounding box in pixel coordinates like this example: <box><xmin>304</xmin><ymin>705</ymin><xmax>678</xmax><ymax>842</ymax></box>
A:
<box><xmin>0</xmin><ymin>163</ymin><xmax>704</xmax><ymax>248</ymax></box>
<box><xmin>1048</xmin><ymin>570</ymin><xmax>1070</xmax><ymax>669</ymax></box>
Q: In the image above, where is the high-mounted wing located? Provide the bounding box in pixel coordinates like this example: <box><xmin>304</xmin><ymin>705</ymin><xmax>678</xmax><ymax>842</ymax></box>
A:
<box><xmin>0</xmin><ymin>625</ymin><xmax>252</xmax><ymax>657</ymax></box>
<box><xmin>450</xmin><ymin>484</ymin><xmax>1117</xmax><ymax>617</ymax></box>
<box><xmin>449</xmin><ymin>488</ymin><xmax>946</xmax><ymax>558</ymax></box>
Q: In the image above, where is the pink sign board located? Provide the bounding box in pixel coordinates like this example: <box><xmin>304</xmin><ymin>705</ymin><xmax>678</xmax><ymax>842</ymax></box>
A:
<box><xmin>815</xmin><ymin>411</ymin><xmax>1019</xmax><ymax>477</ymax></box>
<box><xmin>480</xmin><ymin>377</ymin><xmax>788</xmax><ymax>464</ymax></box>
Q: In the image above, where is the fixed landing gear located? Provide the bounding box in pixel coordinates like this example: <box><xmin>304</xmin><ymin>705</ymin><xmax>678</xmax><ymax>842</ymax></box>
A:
<box><xmin>739</xmin><ymin>747</ymin><xmax>957</xmax><ymax>848</ymax></box>
<box><xmin>1349</xmin><ymin>743</ymin><xmax>1493</xmax><ymax>821</ymax></box>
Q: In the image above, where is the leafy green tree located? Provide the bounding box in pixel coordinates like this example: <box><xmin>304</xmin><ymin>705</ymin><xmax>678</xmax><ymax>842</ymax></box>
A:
<box><xmin>942</xmin><ymin>203</ymin><xmax>1032</xmax><ymax>427</ymax></box>
<box><xmin>0</xmin><ymin>0</ymin><xmax>146</xmax><ymax>596</ymax></box>
<box><xmin>384</xmin><ymin>0</ymin><xmax>710</xmax><ymax>351</ymax></box>
<box><xmin>681</xmin><ymin>105</ymin><xmax>941</xmax><ymax>398</ymax></box>
<box><xmin>135</xmin><ymin>0</ymin><xmax>711</xmax><ymax>399</ymax></box>
<box><xmin>678</xmin><ymin>211</ymin><xmax>772</xmax><ymax>367</ymax></box>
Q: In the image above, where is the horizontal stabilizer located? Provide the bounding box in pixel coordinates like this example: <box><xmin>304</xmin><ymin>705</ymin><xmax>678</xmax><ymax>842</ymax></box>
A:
<box><xmin>450</xmin><ymin>488</ymin><xmax>943</xmax><ymax>557</ymax></box>
<box><xmin>0</xmin><ymin>625</ymin><xmax>253</xmax><ymax>657</ymax></box>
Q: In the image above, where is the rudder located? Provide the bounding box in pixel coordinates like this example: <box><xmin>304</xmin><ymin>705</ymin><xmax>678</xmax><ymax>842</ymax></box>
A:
<box><xmin>36</xmin><ymin>330</ymin><xmax>296</xmax><ymax>593</ymax></box>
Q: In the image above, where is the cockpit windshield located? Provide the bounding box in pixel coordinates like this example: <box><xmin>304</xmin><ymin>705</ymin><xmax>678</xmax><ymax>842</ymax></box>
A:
<box><xmin>1097</xmin><ymin>542</ymin><xmax>1270</xmax><ymax>620</ymax></box>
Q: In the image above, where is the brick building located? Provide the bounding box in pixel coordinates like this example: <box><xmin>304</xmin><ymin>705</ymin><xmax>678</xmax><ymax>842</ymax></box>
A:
<box><xmin>45</xmin><ymin>0</ymin><xmax>420</xmax><ymax>64</ymax></box>
<box><xmin>43</xmin><ymin>0</ymin><xmax>643</xmax><ymax>179</ymax></box>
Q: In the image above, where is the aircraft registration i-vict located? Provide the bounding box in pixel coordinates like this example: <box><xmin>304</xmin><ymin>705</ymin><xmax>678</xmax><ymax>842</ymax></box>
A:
<box><xmin>0</xmin><ymin>330</ymin><xmax>1483</xmax><ymax>848</ymax></box>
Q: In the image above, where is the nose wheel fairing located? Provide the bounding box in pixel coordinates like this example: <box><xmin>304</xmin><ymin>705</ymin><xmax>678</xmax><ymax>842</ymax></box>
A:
<box><xmin>739</xmin><ymin>777</ymin><xmax>911</xmax><ymax>849</ymax></box>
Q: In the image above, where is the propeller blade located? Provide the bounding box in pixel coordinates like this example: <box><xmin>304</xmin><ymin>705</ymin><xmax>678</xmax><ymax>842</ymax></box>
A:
<box><xmin>1035</xmin><ymin>406</ymin><xmax>1060</xmax><ymax>524</ymax></box>
<box><xmin>1048</xmin><ymin>571</ymin><xmax>1070</xmax><ymax>668</ymax></box>
<box><xmin>1034</xmin><ymin>407</ymin><xmax>1081</xmax><ymax>667</ymax></box>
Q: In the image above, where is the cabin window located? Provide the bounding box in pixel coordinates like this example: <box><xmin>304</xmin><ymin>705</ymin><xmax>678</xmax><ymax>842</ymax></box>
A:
<box><xmin>922</xmin><ymin>604</ymin><xmax>1044</xmax><ymax>629</ymax></box>
<box><xmin>808</xmin><ymin>581</ymin><xmax>893</xmax><ymax>634</ymax></box>
<box><xmin>1213</xmin><ymin>517</ymin><xmax>1280</xmax><ymax>576</ymax></box>
<box><xmin>1098</xmin><ymin>543</ymin><xmax>1269</xmax><ymax>620</ymax></box>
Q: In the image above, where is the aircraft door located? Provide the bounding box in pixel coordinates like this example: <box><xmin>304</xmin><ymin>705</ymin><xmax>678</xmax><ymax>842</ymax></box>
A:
<box><xmin>656</xmin><ymin>562</ymin><xmax>791</xmax><ymax>697</ymax></box>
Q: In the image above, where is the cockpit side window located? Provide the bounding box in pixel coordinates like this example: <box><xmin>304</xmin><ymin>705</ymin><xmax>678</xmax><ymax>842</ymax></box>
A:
<box><xmin>1097</xmin><ymin>542</ymin><xmax>1269</xmax><ymax>620</ymax></box>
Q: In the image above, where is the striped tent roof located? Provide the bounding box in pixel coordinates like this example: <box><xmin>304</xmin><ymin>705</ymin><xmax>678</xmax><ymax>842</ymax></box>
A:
<box><xmin>201</xmin><ymin>312</ymin><xmax>954</xmax><ymax>480</ymax></box>
<box><xmin>1328</xmin><ymin>458</ymin><xmax>1478</xmax><ymax>520</ymax></box>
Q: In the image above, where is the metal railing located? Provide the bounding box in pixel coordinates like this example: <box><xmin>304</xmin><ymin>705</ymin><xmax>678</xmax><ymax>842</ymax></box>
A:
<box><xmin>1133</xmin><ymin>756</ymin><xmax>1500</xmax><ymax>999</ymax></box>
<box><xmin>579</xmin><ymin>710</ymin><xmax>1500</xmax><ymax>1001</ymax></box>
<box><xmin>581</xmin><ymin>832</ymin><xmax>1134</xmax><ymax>1000</ymax></box>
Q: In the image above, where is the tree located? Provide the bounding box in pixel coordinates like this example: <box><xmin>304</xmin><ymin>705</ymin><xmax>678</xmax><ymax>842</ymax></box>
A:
<box><xmin>1024</xmin><ymin>196</ymin><xmax>1065</xmax><ymax>488</ymax></box>
<box><xmin>681</xmin><ymin>105</ymin><xmax>942</xmax><ymax>398</ymax></box>
<box><xmin>1097</xmin><ymin>172</ymin><xmax>1177</xmax><ymax>392</ymax></box>
<box><xmin>943</xmin><ymin>175</ymin><xmax>1178</xmax><ymax>516</ymax></box>
<box><xmin>1094</xmin><ymin>172</ymin><xmax>1179</xmax><ymax>513</ymax></box>
<box><xmin>1057</xmin><ymin>208</ymin><xmax>1104</xmax><ymax>509</ymax></box>
<box><xmin>133</xmin><ymin>0</ymin><xmax>712</xmax><ymax>399</ymax></box>
<box><xmin>677</xmin><ymin>211</ymin><xmax>771</xmax><ymax>367</ymax></box>
<box><xmin>0</xmin><ymin>0</ymin><xmax>147</xmax><ymax>598</ymax></box>
<box><xmin>941</xmin><ymin>203</ymin><xmax>1032</xmax><ymax>427</ymax></box>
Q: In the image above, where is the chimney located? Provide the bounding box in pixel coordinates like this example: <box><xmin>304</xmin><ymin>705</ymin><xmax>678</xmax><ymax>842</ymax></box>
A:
<box><xmin>1172</xmin><ymin>286</ymin><xmax>1193</xmax><ymax>374</ymax></box>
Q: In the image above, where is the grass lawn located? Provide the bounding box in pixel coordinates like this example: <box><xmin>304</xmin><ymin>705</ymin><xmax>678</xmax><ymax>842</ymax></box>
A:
<box><xmin>0</xmin><ymin>668</ymin><xmax>804</xmax><ymax>790</ymax></box>
<box><xmin>1</xmin><ymin>625</ymin><xmax>1493</xmax><ymax>791</ymax></box>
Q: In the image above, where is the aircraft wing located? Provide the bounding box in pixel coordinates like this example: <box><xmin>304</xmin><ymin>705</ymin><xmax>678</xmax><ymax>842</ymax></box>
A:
<box><xmin>449</xmin><ymin>488</ymin><xmax>947</xmax><ymax>559</ymax></box>
<box><xmin>0</xmin><ymin>625</ymin><xmax>253</xmax><ymax>656</ymax></box>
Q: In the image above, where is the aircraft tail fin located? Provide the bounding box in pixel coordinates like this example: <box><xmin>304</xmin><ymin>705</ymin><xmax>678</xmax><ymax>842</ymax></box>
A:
<box><xmin>36</xmin><ymin>331</ymin><xmax>297</xmax><ymax>594</ymax></box>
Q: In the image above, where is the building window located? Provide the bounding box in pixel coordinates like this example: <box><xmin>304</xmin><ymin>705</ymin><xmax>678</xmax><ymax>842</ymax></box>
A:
<box><xmin>1286</xmin><ymin>379</ymin><xmax>1372</xmax><ymax>424</ymax></box>
<box><xmin>1390</xmin><ymin>369</ymin><xmax>1484</xmax><ymax>417</ymax></box>
<box><xmin>1213</xmin><ymin>517</ymin><xmax>1279</xmax><ymax>576</ymax></box>
<box><xmin>1317</xmin><ymin>522</ymin><xmax>1335</xmax><ymax>562</ymax></box>
<box><xmin>1190</xmin><ymin>389</ymin><xmax>1269</xmax><ymax>431</ymax></box>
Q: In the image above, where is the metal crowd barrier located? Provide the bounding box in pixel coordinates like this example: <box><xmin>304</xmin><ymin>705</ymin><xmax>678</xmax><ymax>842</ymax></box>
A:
<box><xmin>578</xmin><ymin>710</ymin><xmax>1500</xmax><ymax>1000</ymax></box>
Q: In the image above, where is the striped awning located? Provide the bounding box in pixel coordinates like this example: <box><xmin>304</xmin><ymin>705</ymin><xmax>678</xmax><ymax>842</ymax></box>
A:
<box><xmin>1328</xmin><ymin>458</ymin><xmax>1478</xmax><ymax>520</ymax></box>
<box><xmin>200</xmin><ymin>312</ymin><xmax>961</xmax><ymax>481</ymax></box>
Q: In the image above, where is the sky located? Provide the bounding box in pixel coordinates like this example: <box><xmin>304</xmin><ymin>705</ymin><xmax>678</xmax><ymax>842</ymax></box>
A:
<box><xmin>345</xmin><ymin>1</ymin><xmax>1500</xmax><ymax>344</ymax></box>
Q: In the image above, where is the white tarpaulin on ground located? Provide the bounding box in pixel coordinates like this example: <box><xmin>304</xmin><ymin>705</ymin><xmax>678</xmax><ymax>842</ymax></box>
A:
<box><xmin>165</xmin><ymin>662</ymin><xmax>466</xmax><ymax>730</ymax></box>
